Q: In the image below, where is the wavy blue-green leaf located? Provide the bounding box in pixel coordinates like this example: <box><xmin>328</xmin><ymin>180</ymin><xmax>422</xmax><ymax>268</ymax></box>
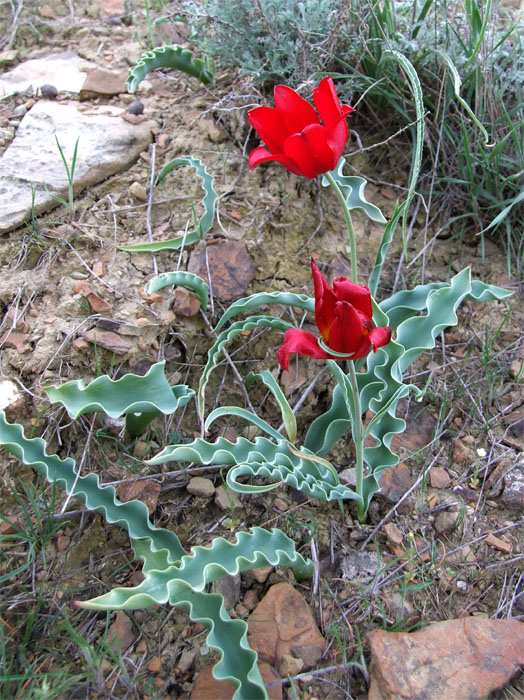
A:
<box><xmin>198</xmin><ymin>315</ymin><xmax>293</xmax><ymax>419</ymax></box>
<box><xmin>127</xmin><ymin>45</ymin><xmax>214</xmax><ymax>92</ymax></box>
<box><xmin>214</xmin><ymin>292</ymin><xmax>314</xmax><ymax>333</ymax></box>
<box><xmin>148</xmin><ymin>435</ymin><xmax>360</xmax><ymax>503</ymax></box>
<box><xmin>322</xmin><ymin>160</ymin><xmax>387</xmax><ymax>223</ymax></box>
<box><xmin>360</xmin><ymin>268</ymin><xmax>512</xmax><ymax>510</ymax></box>
<box><xmin>119</xmin><ymin>156</ymin><xmax>216</xmax><ymax>253</ymax></box>
<box><xmin>45</xmin><ymin>362</ymin><xmax>194</xmax><ymax>438</ymax></box>
<box><xmin>246</xmin><ymin>370</ymin><xmax>296</xmax><ymax>442</ymax></box>
<box><xmin>0</xmin><ymin>411</ymin><xmax>186</xmax><ymax>561</ymax></box>
<box><xmin>145</xmin><ymin>271</ymin><xmax>209</xmax><ymax>311</ymax></box>
<box><xmin>205</xmin><ymin>405</ymin><xmax>284</xmax><ymax>442</ymax></box>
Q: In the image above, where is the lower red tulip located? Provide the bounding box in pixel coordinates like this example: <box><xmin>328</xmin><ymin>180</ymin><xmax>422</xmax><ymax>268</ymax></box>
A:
<box><xmin>278</xmin><ymin>259</ymin><xmax>392</xmax><ymax>370</ymax></box>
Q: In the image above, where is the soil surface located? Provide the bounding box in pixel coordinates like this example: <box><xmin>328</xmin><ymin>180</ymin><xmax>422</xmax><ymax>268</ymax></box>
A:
<box><xmin>0</xmin><ymin>2</ymin><xmax>522</xmax><ymax>699</ymax></box>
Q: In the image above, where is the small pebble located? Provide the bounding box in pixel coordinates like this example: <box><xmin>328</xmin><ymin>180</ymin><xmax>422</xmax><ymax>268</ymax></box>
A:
<box><xmin>129</xmin><ymin>181</ymin><xmax>148</xmax><ymax>201</ymax></box>
<box><xmin>127</xmin><ymin>99</ymin><xmax>144</xmax><ymax>115</ymax></box>
<box><xmin>40</xmin><ymin>84</ymin><xmax>58</xmax><ymax>99</ymax></box>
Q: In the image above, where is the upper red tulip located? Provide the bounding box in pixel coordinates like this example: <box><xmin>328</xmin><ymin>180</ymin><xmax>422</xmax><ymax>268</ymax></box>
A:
<box><xmin>248</xmin><ymin>76</ymin><xmax>354</xmax><ymax>179</ymax></box>
<box><xmin>278</xmin><ymin>259</ymin><xmax>392</xmax><ymax>370</ymax></box>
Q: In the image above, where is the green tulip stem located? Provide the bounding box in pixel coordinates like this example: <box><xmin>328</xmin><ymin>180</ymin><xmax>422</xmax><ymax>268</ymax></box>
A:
<box><xmin>324</xmin><ymin>171</ymin><xmax>358</xmax><ymax>284</ymax></box>
<box><xmin>346</xmin><ymin>359</ymin><xmax>366</xmax><ymax>522</ymax></box>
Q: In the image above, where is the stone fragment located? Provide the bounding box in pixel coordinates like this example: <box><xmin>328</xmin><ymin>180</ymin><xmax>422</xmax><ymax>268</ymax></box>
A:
<box><xmin>129</xmin><ymin>181</ymin><xmax>148</xmax><ymax>201</ymax></box>
<box><xmin>100</xmin><ymin>0</ymin><xmax>125</xmax><ymax>17</ymax></box>
<box><xmin>82</xmin><ymin>329</ymin><xmax>132</xmax><ymax>355</ymax></box>
<box><xmin>80</xmin><ymin>68</ymin><xmax>128</xmax><ymax>100</ymax></box>
<box><xmin>434</xmin><ymin>510</ymin><xmax>459</xmax><ymax>534</ymax></box>
<box><xmin>243</xmin><ymin>589</ymin><xmax>259</xmax><ymax>611</ymax></box>
<box><xmin>191</xmin><ymin>661</ymin><xmax>281</xmax><ymax>700</ymax></box>
<box><xmin>383</xmin><ymin>522</ymin><xmax>403</xmax><ymax>546</ymax></box>
<box><xmin>186</xmin><ymin>476</ymin><xmax>215</xmax><ymax>498</ymax></box>
<box><xmin>367</xmin><ymin>617</ymin><xmax>524</xmax><ymax>700</ymax></box>
<box><xmin>213</xmin><ymin>574</ymin><xmax>241</xmax><ymax>611</ymax></box>
<box><xmin>188</xmin><ymin>239</ymin><xmax>255</xmax><ymax>301</ymax></box>
<box><xmin>279</xmin><ymin>653</ymin><xmax>303</xmax><ymax>677</ymax></box>
<box><xmin>0</xmin><ymin>52</ymin><xmax>95</xmax><ymax>96</ymax></box>
<box><xmin>214</xmin><ymin>485</ymin><xmax>243</xmax><ymax>511</ymax></box>
<box><xmin>75</xmin><ymin>282</ymin><xmax>112</xmax><ymax>313</ymax></box>
<box><xmin>290</xmin><ymin>644</ymin><xmax>324</xmax><ymax>669</ymax></box>
<box><xmin>485</xmin><ymin>532</ymin><xmax>512</xmax><ymax>554</ymax></box>
<box><xmin>378</xmin><ymin>462</ymin><xmax>412</xmax><ymax>503</ymax></box>
<box><xmin>106</xmin><ymin>611</ymin><xmax>136</xmax><ymax>652</ymax></box>
<box><xmin>0</xmin><ymin>50</ymin><xmax>18</xmax><ymax>65</ymax></box>
<box><xmin>501</xmin><ymin>462</ymin><xmax>524</xmax><ymax>510</ymax></box>
<box><xmin>127</xmin><ymin>99</ymin><xmax>144</xmax><ymax>116</ymax></box>
<box><xmin>429</xmin><ymin>467</ymin><xmax>451</xmax><ymax>489</ymax></box>
<box><xmin>40</xmin><ymin>84</ymin><xmax>58</xmax><ymax>99</ymax></box>
<box><xmin>0</xmin><ymin>379</ymin><xmax>21</xmax><ymax>411</ymax></box>
<box><xmin>251</xmin><ymin>566</ymin><xmax>273</xmax><ymax>584</ymax></box>
<box><xmin>0</xmin><ymin>102</ymin><xmax>153</xmax><ymax>234</ymax></box>
<box><xmin>117</xmin><ymin>479</ymin><xmax>160</xmax><ymax>516</ymax></box>
<box><xmin>248</xmin><ymin>582</ymin><xmax>326</xmax><ymax>670</ymax></box>
<box><xmin>147</xmin><ymin>656</ymin><xmax>162</xmax><ymax>673</ymax></box>
<box><xmin>341</xmin><ymin>551</ymin><xmax>379</xmax><ymax>582</ymax></box>
<box><xmin>0</xmin><ymin>330</ymin><xmax>30</xmax><ymax>353</ymax></box>
<box><xmin>173</xmin><ymin>287</ymin><xmax>201</xmax><ymax>317</ymax></box>
<box><xmin>391</xmin><ymin>401</ymin><xmax>438</xmax><ymax>452</ymax></box>
<box><xmin>177</xmin><ymin>647</ymin><xmax>197</xmax><ymax>674</ymax></box>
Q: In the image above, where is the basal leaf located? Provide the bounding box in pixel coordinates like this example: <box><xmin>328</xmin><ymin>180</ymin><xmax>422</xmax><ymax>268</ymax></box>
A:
<box><xmin>127</xmin><ymin>45</ymin><xmax>214</xmax><ymax>92</ymax></box>
<box><xmin>145</xmin><ymin>270</ymin><xmax>209</xmax><ymax>310</ymax></box>
<box><xmin>213</xmin><ymin>292</ymin><xmax>314</xmax><ymax>333</ymax></box>
<box><xmin>119</xmin><ymin>156</ymin><xmax>216</xmax><ymax>253</ymax></box>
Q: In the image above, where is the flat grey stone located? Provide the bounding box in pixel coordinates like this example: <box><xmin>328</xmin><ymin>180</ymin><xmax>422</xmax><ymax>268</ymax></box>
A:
<box><xmin>0</xmin><ymin>52</ymin><xmax>96</xmax><ymax>96</ymax></box>
<box><xmin>0</xmin><ymin>101</ymin><xmax>153</xmax><ymax>234</ymax></box>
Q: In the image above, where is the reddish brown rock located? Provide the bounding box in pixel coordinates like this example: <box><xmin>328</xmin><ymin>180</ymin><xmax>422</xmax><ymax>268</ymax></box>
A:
<box><xmin>117</xmin><ymin>478</ymin><xmax>161</xmax><ymax>516</ymax></box>
<box><xmin>99</xmin><ymin>0</ymin><xmax>125</xmax><ymax>17</ymax></box>
<box><xmin>247</xmin><ymin>583</ymin><xmax>326</xmax><ymax>671</ymax></box>
<box><xmin>368</xmin><ymin>617</ymin><xmax>524</xmax><ymax>700</ymax></box>
<box><xmin>379</xmin><ymin>462</ymin><xmax>412</xmax><ymax>503</ymax></box>
<box><xmin>106</xmin><ymin>611</ymin><xmax>136</xmax><ymax>652</ymax></box>
<box><xmin>173</xmin><ymin>287</ymin><xmax>201</xmax><ymax>317</ymax></box>
<box><xmin>82</xmin><ymin>328</ymin><xmax>132</xmax><ymax>355</ymax></box>
<box><xmin>191</xmin><ymin>661</ymin><xmax>281</xmax><ymax>700</ymax></box>
<box><xmin>188</xmin><ymin>239</ymin><xmax>255</xmax><ymax>301</ymax></box>
<box><xmin>79</xmin><ymin>68</ymin><xmax>127</xmax><ymax>100</ymax></box>
<box><xmin>429</xmin><ymin>466</ymin><xmax>451</xmax><ymax>489</ymax></box>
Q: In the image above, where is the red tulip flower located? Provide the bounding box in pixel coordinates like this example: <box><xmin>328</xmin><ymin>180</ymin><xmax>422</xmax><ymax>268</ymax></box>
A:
<box><xmin>248</xmin><ymin>76</ymin><xmax>354</xmax><ymax>179</ymax></box>
<box><xmin>278</xmin><ymin>259</ymin><xmax>392</xmax><ymax>370</ymax></box>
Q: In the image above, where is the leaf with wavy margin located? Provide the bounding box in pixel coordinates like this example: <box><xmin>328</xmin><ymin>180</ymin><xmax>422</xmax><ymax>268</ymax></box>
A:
<box><xmin>0</xmin><ymin>411</ymin><xmax>186</xmax><ymax>561</ymax></box>
<box><xmin>119</xmin><ymin>157</ymin><xmax>216</xmax><ymax>253</ymax></box>
<box><xmin>148</xmin><ymin>434</ymin><xmax>361</xmax><ymax>503</ymax></box>
<box><xmin>0</xmin><ymin>413</ymin><xmax>314</xmax><ymax>700</ymax></box>
<box><xmin>127</xmin><ymin>45</ymin><xmax>214</xmax><ymax>92</ymax></box>
<box><xmin>322</xmin><ymin>158</ymin><xmax>387</xmax><ymax>223</ymax></box>
<box><xmin>45</xmin><ymin>363</ymin><xmax>194</xmax><ymax>438</ymax></box>
<box><xmin>213</xmin><ymin>292</ymin><xmax>314</xmax><ymax>333</ymax></box>
<box><xmin>198</xmin><ymin>315</ymin><xmax>293</xmax><ymax>418</ymax></box>
<box><xmin>145</xmin><ymin>271</ymin><xmax>209</xmax><ymax>311</ymax></box>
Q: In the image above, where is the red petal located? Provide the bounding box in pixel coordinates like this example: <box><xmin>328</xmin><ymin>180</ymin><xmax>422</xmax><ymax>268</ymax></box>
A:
<box><xmin>329</xmin><ymin>301</ymin><xmax>364</xmax><ymax>354</ymax></box>
<box><xmin>311</xmin><ymin>259</ymin><xmax>337</xmax><ymax>342</ymax></box>
<box><xmin>283</xmin><ymin>133</ymin><xmax>320</xmax><ymax>178</ymax></box>
<box><xmin>368</xmin><ymin>326</ymin><xmax>392</xmax><ymax>351</ymax></box>
<box><xmin>274</xmin><ymin>85</ymin><xmax>319</xmax><ymax>135</ymax></box>
<box><xmin>248</xmin><ymin>146</ymin><xmax>305</xmax><ymax>176</ymax></box>
<box><xmin>248</xmin><ymin>106</ymin><xmax>288</xmax><ymax>153</ymax></box>
<box><xmin>332</xmin><ymin>278</ymin><xmax>373</xmax><ymax>320</ymax></box>
<box><xmin>302</xmin><ymin>123</ymin><xmax>338</xmax><ymax>173</ymax></box>
<box><xmin>278</xmin><ymin>329</ymin><xmax>328</xmax><ymax>371</ymax></box>
<box><xmin>313</xmin><ymin>76</ymin><xmax>345</xmax><ymax>126</ymax></box>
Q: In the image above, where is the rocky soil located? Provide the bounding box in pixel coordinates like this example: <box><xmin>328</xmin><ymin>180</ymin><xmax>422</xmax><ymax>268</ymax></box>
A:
<box><xmin>0</xmin><ymin>1</ymin><xmax>522</xmax><ymax>699</ymax></box>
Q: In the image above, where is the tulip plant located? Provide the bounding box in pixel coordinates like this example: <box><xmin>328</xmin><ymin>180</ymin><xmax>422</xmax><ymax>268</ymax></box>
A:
<box><xmin>0</xmin><ymin>66</ymin><xmax>512</xmax><ymax>699</ymax></box>
<box><xmin>151</xmin><ymin>75</ymin><xmax>511</xmax><ymax>522</ymax></box>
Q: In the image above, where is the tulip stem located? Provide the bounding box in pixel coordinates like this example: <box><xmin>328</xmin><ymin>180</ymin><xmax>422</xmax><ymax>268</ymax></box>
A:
<box><xmin>324</xmin><ymin>172</ymin><xmax>358</xmax><ymax>284</ymax></box>
<box><xmin>346</xmin><ymin>359</ymin><xmax>366</xmax><ymax>522</ymax></box>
